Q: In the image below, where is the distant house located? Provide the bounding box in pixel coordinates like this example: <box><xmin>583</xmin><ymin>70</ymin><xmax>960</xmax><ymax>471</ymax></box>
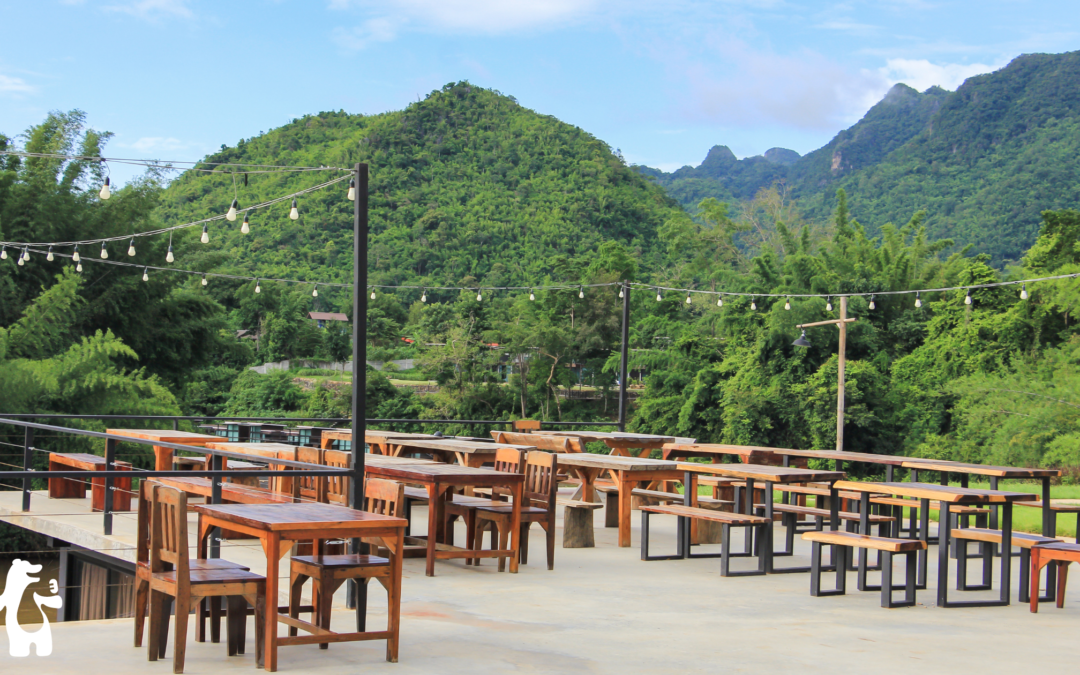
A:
<box><xmin>309</xmin><ymin>311</ymin><xmax>349</xmax><ymax>329</ymax></box>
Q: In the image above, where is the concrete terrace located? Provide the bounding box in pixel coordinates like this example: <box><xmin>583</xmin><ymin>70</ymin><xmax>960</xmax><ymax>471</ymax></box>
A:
<box><xmin>2</xmin><ymin>488</ymin><xmax>1078</xmax><ymax>674</ymax></box>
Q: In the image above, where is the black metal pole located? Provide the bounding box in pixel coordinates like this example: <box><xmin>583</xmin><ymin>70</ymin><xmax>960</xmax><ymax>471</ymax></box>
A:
<box><xmin>349</xmin><ymin>163</ymin><xmax>369</xmax><ymax>623</ymax></box>
<box><xmin>21</xmin><ymin>426</ymin><xmax>33</xmax><ymax>511</ymax></box>
<box><xmin>618</xmin><ymin>280</ymin><xmax>631</xmax><ymax>432</ymax></box>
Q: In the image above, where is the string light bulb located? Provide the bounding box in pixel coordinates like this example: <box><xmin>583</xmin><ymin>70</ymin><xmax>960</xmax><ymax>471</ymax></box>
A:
<box><xmin>312</xmin><ymin>284</ymin><xmax>319</xmax><ymax>298</ymax></box>
<box><xmin>618</xmin><ymin>286</ymin><xmax>624</xmax><ymax>299</ymax></box>
<box><xmin>784</xmin><ymin>297</ymin><xmax>791</xmax><ymax>310</ymax></box>
<box><xmin>226</xmin><ymin>199</ymin><xmax>239</xmax><ymax>221</ymax></box>
<box><xmin>47</xmin><ymin>246</ymin><xmax>54</xmax><ymax>261</ymax></box>
<box><xmin>289</xmin><ymin>199</ymin><xmax>299</xmax><ymax>220</ymax></box>
<box><xmin>914</xmin><ymin>292</ymin><xmax>922</xmax><ymax>308</ymax></box>
<box><xmin>241</xmin><ymin>214</ymin><xmax>250</xmax><ymax>234</ymax></box>
<box><xmin>76</xmin><ymin>262</ymin><xmax>82</xmax><ymax>273</ymax></box>
<box><xmin>166</xmin><ymin>245</ymin><xmax>174</xmax><ymax>263</ymax></box>
<box><xmin>255</xmin><ymin>279</ymin><xmax>261</xmax><ymax>293</ymax></box>
<box><xmin>72</xmin><ymin>245</ymin><xmax>80</xmax><ymax>262</ymax></box>
<box><xmin>347</xmin><ymin>178</ymin><xmax>356</xmax><ymax>201</ymax></box>
<box><xmin>868</xmin><ymin>295</ymin><xmax>876</xmax><ymax>310</ymax></box>
<box><xmin>201</xmin><ymin>224</ymin><xmax>209</xmax><ymax>244</ymax></box>
<box><xmin>717</xmin><ymin>296</ymin><xmax>723</xmax><ymax>307</ymax></box>
<box><xmin>0</xmin><ymin>246</ymin><xmax>7</xmax><ymax>260</ymax></box>
<box><xmin>100</xmin><ymin>242</ymin><xmax>108</xmax><ymax>259</ymax></box>
<box><xmin>656</xmin><ymin>288</ymin><xmax>662</xmax><ymax>302</ymax></box>
<box><xmin>579</xmin><ymin>287</ymin><xmax>585</xmax><ymax>299</ymax></box>
<box><xmin>142</xmin><ymin>267</ymin><xmax>149</xmax><ymax>282</ymax></box>
<box><xmin>476</xmin><ymin>290</ymin><xmax>482</xmax><ymax>302</ymax></box>
<box><xmin>17</xmin><ymin>247</ymin><xmax>26</xmax><ymax>265</ymax></box>
<box><xmin>750</xmin><ymin>297</ymin><xmax>757</xmax><ymax>310</ymax></box>
<box><xmin>201</xmin><ymin>274</ymin><xmax>208</xmax><ymax>286</ymax></box>
<box><xmin>99</xmin><ymin>176</ymin><xmax>110</xmax><ymax>200</ymax></box>
<box><xmin>964</xmin><ymin>289</ymin><xmax>972</xmax><ymax>305</ymax></box>
<box><xmin>826</xmin><ymin>296</ymin><xmax>833</xmax><ymax>312</ymax></box>
<box><xmin>420</xmin><ymin>289</ymin><xmax>427</xmax><ymax>302</ymax></box>
<box><xmin>1020</xmin><ymin>284</ymin><xmax>1028</xmax><ymax>300</ymax></box>
<box><xmin>529</xmin><ymin>290</ymin><xmax>535</xmax><ymax>301</ymax></box>
<box><xmin>685</xmin><ymin>293</ymin><xmax>692</xmax><ymax>305</ymax></box>
<box><xmin>370</xmin><ymin>289</ymin><xmax>376</xmax><ymax>300</ymax></box>
<box><xmin>127</xmin><ymin>238</ymin><xmax>136</xmax><ymax>256</ymax></box>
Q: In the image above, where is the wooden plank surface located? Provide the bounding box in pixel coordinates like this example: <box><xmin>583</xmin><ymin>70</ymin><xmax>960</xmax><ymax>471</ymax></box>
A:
<box><xmin>1015</xmin><ymin>500</ymin><xmax>1080</xmax><ymax>512</ymax></box>
<box><xmin>556</xmin><ymin>454</ymin><xmax>679</xmax><ymax>472</ymax></box>
<box><xmin>541</xmin><ymin>430</ymin><xmax>674</xmax><ymax>443</ymax></box>
<box><xmin>323</xmin><ymin>429</ymin><xmax>437</xmax><ymax>443</ymax></box>
<box><xmin>834</xmin><ymin>480</ymin><xmax>1040</xmax><ymax>504</ymax></box>
<box><xmin>193</xmin><ymin>502</ymin><xmax>407</xmax><ymax>531</ymax></box>
<box><xmin>661</xmin><ymin>443</ymin><xmax>777</xmax><ymax>461</ymax></box>
<box><xmin>393</xmin><ymin>439</ymin><xmax>534</xmax><ymax>454</ymax></box>
<box><xmin>677</xmin><ymin>462</ymin><xmax>845</xmax><ymax>483</ymax></box>
<box><xmin>106</xmin><ymin>428</ymin><xmax>222</xmax><ymax>445</ymax></box>
<box><xmin>364</xmin><ymin>462</ymin><xmax>528</xmax><ymax>485</ymax></box>
<box><xmin>899</xmin><ymin>460</ymin><xmax>1061</xmax><ymax>478</ymax></box>
<box><xmin>204</xmin><ymin>442</ymin><xmax>298</xmax><ymax>454</ymax></box>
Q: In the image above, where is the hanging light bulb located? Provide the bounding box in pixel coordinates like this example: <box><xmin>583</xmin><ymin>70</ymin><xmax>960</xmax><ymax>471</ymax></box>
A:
<box><xmin>0</xmin><ymin>246</ymin><xmax>7</xmax><ymax>260</ymax></box>
<box><xmin>868</xmin><ymin>295</ymin><xmax>876</xmax><ymax>310</ymax></box>
<box><xmin>76</xmin><ymin>262</ymin><xmax>82</xmax><ymax>273</ymax></box>
<box><xmin>347</xmin><ymin>178</ymin><xmax>356</xmax><ymax>201</ymax></box>
<box><xmin>226</xmin><ymin>199</ymin><xmax>239</xmax><ymax>221</ymax></box>
<box><xmin>99</xmin><ymin>176</ymin><xmax>111</xmax><ymax>200</ymax></box>
<box><xmin>255</xmin><ymin>279</ymin><xmax>262</xmax><ymax>294</ymax></box>
<box><xmin>964</xmin><ymin>289</ymin><xmax>972</xmax><ymax>305</ymax></box>
<box><xmin>201</xmin><ymin>224</ymin><xmax>210</xmax><ymax>244</ymax></box>
<box><xmin>166</xmin><ymin>245</ymin><xmax>174</xmax><ymax>263</ymax></box>
<box><xmin>47</xmin><ymin>246</ymin><xmax>54</xmax><ymax>262</ymax></box>
<box><xmin>750</xmin><ymin>297</ymin><xmax>757</xmax><ymax>311</ymax></box>
<box><xmin>476</xmin><ymin>290</ymin><xmax>483</xmax><ymax>302</ymax></box>
<box><xmin>784</xmin><ymin>297</ymin><xmax>791</xmax><ymax>310</ymax></box>
<box><xmin>201</xmin><ymin>273</ymin><xmax>208</xmax><ymax>286</ymax></box>
<box><xmin>17</xmin><ymin>247</ymin><xmax>27</xmax><ymax>266</ymax></box>
<box><xmin>100</xmin><ymin>242</ymin><xmax>108</xmax><ymax>259</ymax></box>
<box><xmin>127</xmin><ymin>238</ymin><xmax>136</xmax><ymax>256</ymax></box>
<box><xmin>618</xmin><ymin>286</ymin><xmax>624</xmax><ymax>299</ymax></box>
<box><xmin>1020</xmin><ymin>283</ymin><xmax>1028</xmax><ymax>300</ymax></box>
<box><xmin>289</xmin><ymin>199</ymin><xmax>299</xmax><ymax>220</ymax></box>
<box><xmin>685</xmin><ymin>293</ymin><xmax>692</xmax><ymax>305</ymax></box>
<box><xmin>656</xmin><ymin>288</ymin><xmax>662</xmax><ymax>302</ymax></box>
<box><xmin>370</xmin><ymin>289</ymin><xmax>376</xmax><ymax>300</ymax></box>
<box><xmin>826</xmin><ymin>296</ymin><xmax>833</xmax><ymax>312</ymax></box>
<box><xmin>717</xmin><ymin>296</ymin><xmax>723</xmax><ymax>307</ymax></box>
<box><xmin>914</xmin><ymin>292</ymin><xmax>922</xmax><ymax>308</ymax></box>
<box><xmin>312</xmin><ymin>284</ymin><xmax>319</xmax><ymax>298</ymax></box>
<box><xmin>579</xmin><ymin>287</ymin><xmax>585</xmax><ymax>299</ymax></box>
<box><xmin>22</xmin><ymin>246</ymin><xmax>29</xmax><ymax>262</ymax></box>
<box><xmin>529</xmin><ymin>290</ymin><xmax>535</xmax><ymax>301</ymax></box>
<box><xmin>142</xmin><ymin>267</ymin><xmax>149</xmax><ymax>282</ymax></box>
<box><xmin>72</xmin><ymin>245</ymin><xmax>80</xmax><ymax>262</ymax></box>
<box><xmin>241</xmin><ymin>214</ymin><xmax>250</xmax><ymax>234</ymax></box>
<box><xmin>420</xmin><ymin>289</ymin><xmax>427</xmax><ymax>303</ymax></box>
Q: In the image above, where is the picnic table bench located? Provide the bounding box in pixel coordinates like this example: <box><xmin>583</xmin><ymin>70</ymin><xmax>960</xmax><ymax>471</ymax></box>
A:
<box><xmin>802</xmin><ymin>530</ymin><xmax>927</xmax><ymax>608</ymax></box>
<box><xmin>639</xmin><ymin>503</ymin><xmax>769</xmax><ymax>576</ymax></box>
<box><xmin>48</xmin><ymin>452</ymin><xmax>132</xmax><ymax>512</ymax></box>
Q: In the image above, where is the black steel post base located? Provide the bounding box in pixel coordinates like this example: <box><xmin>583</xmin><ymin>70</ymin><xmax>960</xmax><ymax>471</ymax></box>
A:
<box><xmin>810</xmin><ymin>542</ymin><xmax>848</xmax><ymax>597</ymax></box>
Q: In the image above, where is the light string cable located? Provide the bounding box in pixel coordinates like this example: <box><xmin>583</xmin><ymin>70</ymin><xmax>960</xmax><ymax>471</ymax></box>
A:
<box><xmin>631</xmin><ymin>272</ymin><xmax>1080</xmax><ymax>302</ymax></box>
<box><xmin>0</xmin><ymin>174</ymin><xmax>353</xmax><ymax>249</ymax></box>
<box><xmin>0</xmin><ymin>149</ymin><xmax>353</xmax><ymax>174</ymax></box>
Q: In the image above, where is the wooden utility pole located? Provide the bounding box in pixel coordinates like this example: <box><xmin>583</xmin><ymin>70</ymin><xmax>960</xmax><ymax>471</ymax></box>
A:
<box><xmin>795</xmin><ymin>296</ymin><xmax>854</xmax><ymax>451</ymax></box>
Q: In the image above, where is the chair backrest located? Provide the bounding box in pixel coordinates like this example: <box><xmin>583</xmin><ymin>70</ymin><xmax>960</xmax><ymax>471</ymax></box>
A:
<box><xmin>364</xmin><ymin>478</ymin><xmax>405</xmax><ymax>518</ymax></box>
<box><xmin>523</xmin><ymin>451</ymin><xmax>557</xmax><ymax>508</ymax></box>
<box><xmin>511</xmin><ymin>419</ymin><xmax>542</xmax><ymax>432</ymax></box>
<box><xmin>323</xmin><ymin>449</ymin><xmax>351</xmax><ymax>505</ymax></box>
<box><xmin>492</xmin><ymin>431</ymin><xmax>577</xmax><ymax>453</ymax></box>
<box><xmin>293</xmin><ymin>447</ymin><xmax>326</xmax><ymax>503</ymax></box>
<box><xmin>493</xmin><ymin>447</ymin><xmax>525</xmax><ymax>474</ymax></box>
<box><xmin>136</xmin><ymin>479</ymin><xmax>155</xmax><ymax>565</ymax></box>
<box><xmin>149</xmin><ymin>484</ymin><xmax>189</xmax><ymax>576</ymax></box>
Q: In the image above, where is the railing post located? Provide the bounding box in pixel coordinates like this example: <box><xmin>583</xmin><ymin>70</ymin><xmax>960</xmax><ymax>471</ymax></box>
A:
<box><xmin>103</xmin><ymin>438</ymin><xmax>116</xmax><ymax>535</ymax></box>
<box><xmin>22</xmin><ymin>426</ymin><xmax>34</xmax><ymax>511</ymax></box>
<box><xmin>210</xmin><ymin>453</ymin><xmax>222</xmax><ymax>559</ymax></box>
<box><xmin>618</xmin><ymin>280</ymin><xmax>631</xmax><ymax>432</ymax></box>
<box><xmin>172</xmin><ymin>418</ymin><xmax>179</xmax><ymax>431</ymax></box>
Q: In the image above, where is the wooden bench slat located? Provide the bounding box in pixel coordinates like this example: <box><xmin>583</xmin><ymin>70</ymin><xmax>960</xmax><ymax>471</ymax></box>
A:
<box><xmin>950</xmin><ymin>528</ymin><xmax>1061</xmax><ymax>548</ymax></box>
<box><xmin>640</xmin><ymin>504</ymin><xmax>768</xmax><ymax>526</ymax></box>
<box><xmin>802</xmin><ymin>530</ymin><xmax>927</xmax><ymax>553</ymax></box>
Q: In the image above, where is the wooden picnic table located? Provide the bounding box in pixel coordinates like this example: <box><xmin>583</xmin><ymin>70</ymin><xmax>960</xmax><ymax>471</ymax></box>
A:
<box><xmin>321</xmin><ymin>429</ymin><xmax>439</xmax><ymax>454</ymax></box>
<box><xmin>759</xmin><ymin>447</ymin><xmax>954</xmax><ymax>480</ymax></box>
<box><xmin>106</xmin><ymin>428</ymin><xmax>223</xmax><ymax>472</ymax></box>
<box><xmin>194</xmin><ymin>502</ymin><xmax>406</xmax><ymax>672</ymax></box>
<box><xmin>661</xmin><ymin>443</ymin><xmax>778</xmax><ymax>463</ymax></box>
<box><xmin>836</xmin><ymin>480</ymin><xmax>1037</xmax><ymax>608</ymax></box>
<box><xmin>388</xmin><ymin>438</ymin><xmax>535</xmax><ymax>468</ymax></box>
<box><xmin>678</xmin><ymin>463</ymin><xmax>846</xmax><ymax>572</ymax></box>
<box><xmin>362</xmin><ymin>461</ymin><xmax>526</xmax><ymax>576</ymax></box>
<box><xmin>204</xmin><ymin>442</ymin><xmax>300</xmax><ymax>494</ymax></box>
<box><xmin>539</xmin><ymin>431</ymin><xmax>676</xmax><ymax>457</ymax></box>
<box><xmin>556</xmin><ymin>454</ymin><xmax>683</xmax><ymax>547</ymax></box>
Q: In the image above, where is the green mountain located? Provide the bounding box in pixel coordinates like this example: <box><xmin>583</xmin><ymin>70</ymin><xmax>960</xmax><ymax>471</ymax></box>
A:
<box><xmin>638</xmin><ymin>51</ymin><xmax>1080</xmax><ymax>264</ymax></box>
<box><xmin>160</xmin><ymin>82</ymin><xmax>683</xmax><ymax>294</ymax></box>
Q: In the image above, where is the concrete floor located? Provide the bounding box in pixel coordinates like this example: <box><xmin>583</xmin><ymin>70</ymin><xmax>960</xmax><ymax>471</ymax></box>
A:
<box><xmin>3</xmin><ymin>490</ymin><xmax>1079</xmax><ymax>674</ymax></box>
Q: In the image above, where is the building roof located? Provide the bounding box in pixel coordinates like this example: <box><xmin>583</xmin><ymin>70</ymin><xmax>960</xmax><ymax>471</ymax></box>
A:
<box><xmin>309</xmin><ymin>312</ymin><xmax>349</xmax><ymax>322</ymax></box>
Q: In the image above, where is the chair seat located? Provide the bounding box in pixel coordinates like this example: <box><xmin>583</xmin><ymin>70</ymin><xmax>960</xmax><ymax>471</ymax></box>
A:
<box><xmin>476</xmin><ymin>505</ymin><xmax>549</xmax><ymax>516</ymax></box>
<box><xmin>154</xmin><ymin>568</ymin><xmax>265</xmax><ymax>585</ymax></box>
<box><xmin>291</xmin><ymin>554</ymin><xmax>390</xmax><ymax>568</ymax></box>
<box><xmin>139</xmin><ymin>558</ymin><xmax>249</xmax><ymax>572</ymax></box>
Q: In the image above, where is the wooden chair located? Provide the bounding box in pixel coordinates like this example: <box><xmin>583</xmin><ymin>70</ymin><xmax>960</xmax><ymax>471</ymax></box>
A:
<box><xmin>323</xmin><ymin>449</ymin><xmax>351</xmax><ymax>505</ymax></box>
<box><xmin>1031</xmin><ymin>542</ymin><xmax>1080</xmax><ymax>612</ymax></box>
<box><xmin>511</xmin><ymin>419</ymin><xmax>541</xmax><ymax>432</ymax></box>
<box><xmin>133</xmin><ymin>480</ymin><xmax>251</xmax><ymax>651</ymax></box>
<box><xmin>146</xmin><ymin>484</ymin><xmax>266</xmax><ymax>673</ymax></box>
<box><xmin>291</xmin><ymin>447</ymin><xmax>327</xmax><ymax>504</ymax></box>
<box><xmin>287</xmin><ymin>478</ymin><xmax>403</xmax><ymax>660</ymax></box>
<box><xmin>473</xmin><ymin>451</ymin><xmax>558</xmax><ymax>571</ymax></box>
<box><xmin>445</xmin><ymin>448</ymin><xmax>524</xmax><ymax>564</ymax></box>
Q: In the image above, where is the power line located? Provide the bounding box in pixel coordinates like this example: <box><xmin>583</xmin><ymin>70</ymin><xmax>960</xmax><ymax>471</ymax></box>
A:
<box><xmin>0</xmin><ymin>150</ymin><xmax>352</xmax><ymax>173</ymax></box>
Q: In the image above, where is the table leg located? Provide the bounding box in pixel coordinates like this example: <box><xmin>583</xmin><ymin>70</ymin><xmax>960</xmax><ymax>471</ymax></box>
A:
<box><xmin>509</xmin><ymin>480</ymin><xmax>523</xmax><ymax>573</ymax></box>
<box><xmin>886</xmin><ymin>465</ymin><xmax>894</xmax><ymax>482</ymax></box>
<box><xmin>937</xmin><ymin>502</ymin><xmax>951</xmax><ymax>607</ymax></box>
<box><xmin>264</xmin><ymin>532</ymin><xmax>280</xmax><ymax>672</ymax></box>
<box><xmin>857</xmin><ymin>492</ymin><xmax>871</xmax><ymax>581</ymax></box>
<box><xmin>386</xmin><ymin>528</ymin><xmax>403</xmax><ymax>662</ymax></box>
<box><xmin>918</xmin><ymin>498</ymin><xmax>929</xmax><ymax>588</ymax></box>
<box><xmin>615</xmin><ymin>471</ymin><xmax>634</xmax><ymax>548</ymax></box>
<box><xmin>153</xmin><ymin>445</ymin><xmax>172</xmax><ymax>472</ymax></box>
<box><xmin>1000</xmin><ymin>504</ymin><xmax>1013</xmax><ymax>604</ymax></box>
<box><xmin>763</xmin><ymin>480</ymin><xmax>774</xmax><ymax>573</ymax></box>
<box><xmin>1041</xmin><ymin>478</ymin><xmax>1051</xmax><ymax>536</ymax></box>
<box><xmin>425</xmin><ymin>484</ymin><xmax>442</xmax><ymax>577</ymax></box>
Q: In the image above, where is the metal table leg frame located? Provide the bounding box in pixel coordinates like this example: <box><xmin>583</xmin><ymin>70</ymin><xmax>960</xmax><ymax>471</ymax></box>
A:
<box><xmin>810</xmin><ymin>542</ymin><xmax>848</xmax><ymax>597</ymax></box>
<box><xmin>639</xmin><ymin>510</ymin><xmax>686</xmax><ymax>561</ymax></box>
<box><xmin>720</xmin><ymin>523</ymin><xmax>766</xmax><ymax>577</ymax></box>
<box><xmin>879</xmin><ymin>551</ymin><xmax>919</xmax><ymax>609</ymax></box>
<box><xmin>939</xmin><ymin>503</ymin><xmax>1013</xmax><ymax>608</ymax></box>
<box><xmin>954</xmin><ymin>536</ymin><xmax>992</xmax><ymax>592</ymax></box>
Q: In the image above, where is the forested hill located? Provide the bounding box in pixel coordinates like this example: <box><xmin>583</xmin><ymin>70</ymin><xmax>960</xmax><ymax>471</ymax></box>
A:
<box><xmin>160</xmin><ymin>82</ymin><xmax>682</xmax><ymax>293</ymax></box>
<box><xmin>638</xmin><ymin>50</ymin><xmax>1080</xmax><ymax>265</ymax></box>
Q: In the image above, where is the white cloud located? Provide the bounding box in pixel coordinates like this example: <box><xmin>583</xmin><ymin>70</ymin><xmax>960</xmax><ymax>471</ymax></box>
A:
<box><xmin>332</xmin><ymin>18</ymin><xmax>400</xmax><ymax>51</ymax></box>
<box><xmin>0</xmin><ymin>73</ymin><xmax>36</xmax><ymax>95</ymax></box>
<box><xmin>121</xmin><ymin>137</ymin><xmax>194</xmax><ymax>153</ymax></box>
<box><xmin>878</xmin><ymin>58</ymin><xmax>1004</xmax><ymax>92</ymax></box>
<box><xmin>104</xmin><ymin>0</ymin><xmax>193</xmax><ymax>20</ymax></box>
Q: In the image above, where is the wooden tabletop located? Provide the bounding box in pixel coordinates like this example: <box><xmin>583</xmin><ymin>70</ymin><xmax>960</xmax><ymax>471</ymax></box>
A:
<box><xmin>363</xmin><ymin>454</ymin><xmax>439</xmax><ymax>467</ymax></box>
<box><xmin>1015</xmin><ymin>500</ymin><xmax>1080</xmax><ymax>511</ymax></box>
<box><xmin>662</xmin><ymin>443</ymin><xmax>777</xmax><ymax>460</ymax></box>
<box><xmin>556</xmin><ymin>454</ymin><xmax>679</xmax><ymax>471</ymax></box>
<box><xmin>834</xmin><ymin>480</ymin><xmax>1040</xmax><ymax>504</ymax></box>
<box><xmin>393</xmin><ymin>438</ymin><xmax>535</xmax><ymax>454</ymax></box>
<box><xmin>106</xmin><ymin>428</ymin><xmax>222</xmax><ymax>445</ymax></box>
<box><xmin>364</xmin><ymin>461</ymin><xmax>527</xmax><ymax>486</ymax></box>
<box><xmin>678</xmin><ymin>462</ymin><xmax>846</xmax><ymax>483</ymax></box>
<box><xmin>204</xmin><ymin>441</ymin><xmax>298</xmax><ymax>457</ymax></box>
<box><xmin>762</xmin><ymin>448</ymin><xmax>955</xmax><ymax>467</ymax></box>
<box><xmin>323</xmin><ymin>429</ymin><xmax>438</xmax><ymax>442</ymax></box>
<box><xmin>899</xmin><ymin>460</ymin><xmax>1061</xmax><ymax>478</ymax></box>
<box><xmin>192</xmin><ymin>502</ymin><xmax>407</xmax><ymax>532</ymax></box>
<box><xmin>541</xmin><ymin>430</ymin><xmax>675</xmax><ymax>443</ymax></box>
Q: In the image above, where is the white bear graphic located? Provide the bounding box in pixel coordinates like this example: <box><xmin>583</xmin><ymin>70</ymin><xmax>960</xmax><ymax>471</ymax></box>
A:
<box><xmin>0</xmin><ymin>559</ymin><xmax>63</xmax><ymax>657</ymax></box>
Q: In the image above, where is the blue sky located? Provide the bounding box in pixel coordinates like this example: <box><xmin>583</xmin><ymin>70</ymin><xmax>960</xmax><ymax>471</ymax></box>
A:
<box><xmin>1</xmin><ymin>0</ymin><xmax>1077</xmax><ymax>184</ymax></box>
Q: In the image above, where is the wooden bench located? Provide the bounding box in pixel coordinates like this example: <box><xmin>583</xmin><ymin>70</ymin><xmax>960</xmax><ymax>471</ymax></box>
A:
<box><xmin>561</xmin><ymin>499</ymin><xmax>604</xmax><ymax>548</ymax></box>
<box><xmin>802</xmin><ymin>530</ymin><xmax>926</xmax><ymax>608</ymax></box>
<box><xmin>639</xmin><ymin>504</ymin><xmax>769</xmax><ymax>576</ymax></box>
<box><xmin>630</xmin><ymin>488</ymin><xmax>732</xmax><ymax>508</ymax></box>
<box><xmin>48</xmin><ymin>452</ymin><xmax>132</xmax><ymax>512</ymax></box>
<box><xmin>951</xmin><ymin>528</ymin><xmax>1062</xmax><ymax>602</ymax></box>
<box><xmin>753</xmin><ymin>502</ymin><xmax>895</xmax><ymax>561</ymax></box>
<box><xmin>1031</xmin><ymin>542</ymin><xmax>1080</xmax><ymax>612</ymax></box>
